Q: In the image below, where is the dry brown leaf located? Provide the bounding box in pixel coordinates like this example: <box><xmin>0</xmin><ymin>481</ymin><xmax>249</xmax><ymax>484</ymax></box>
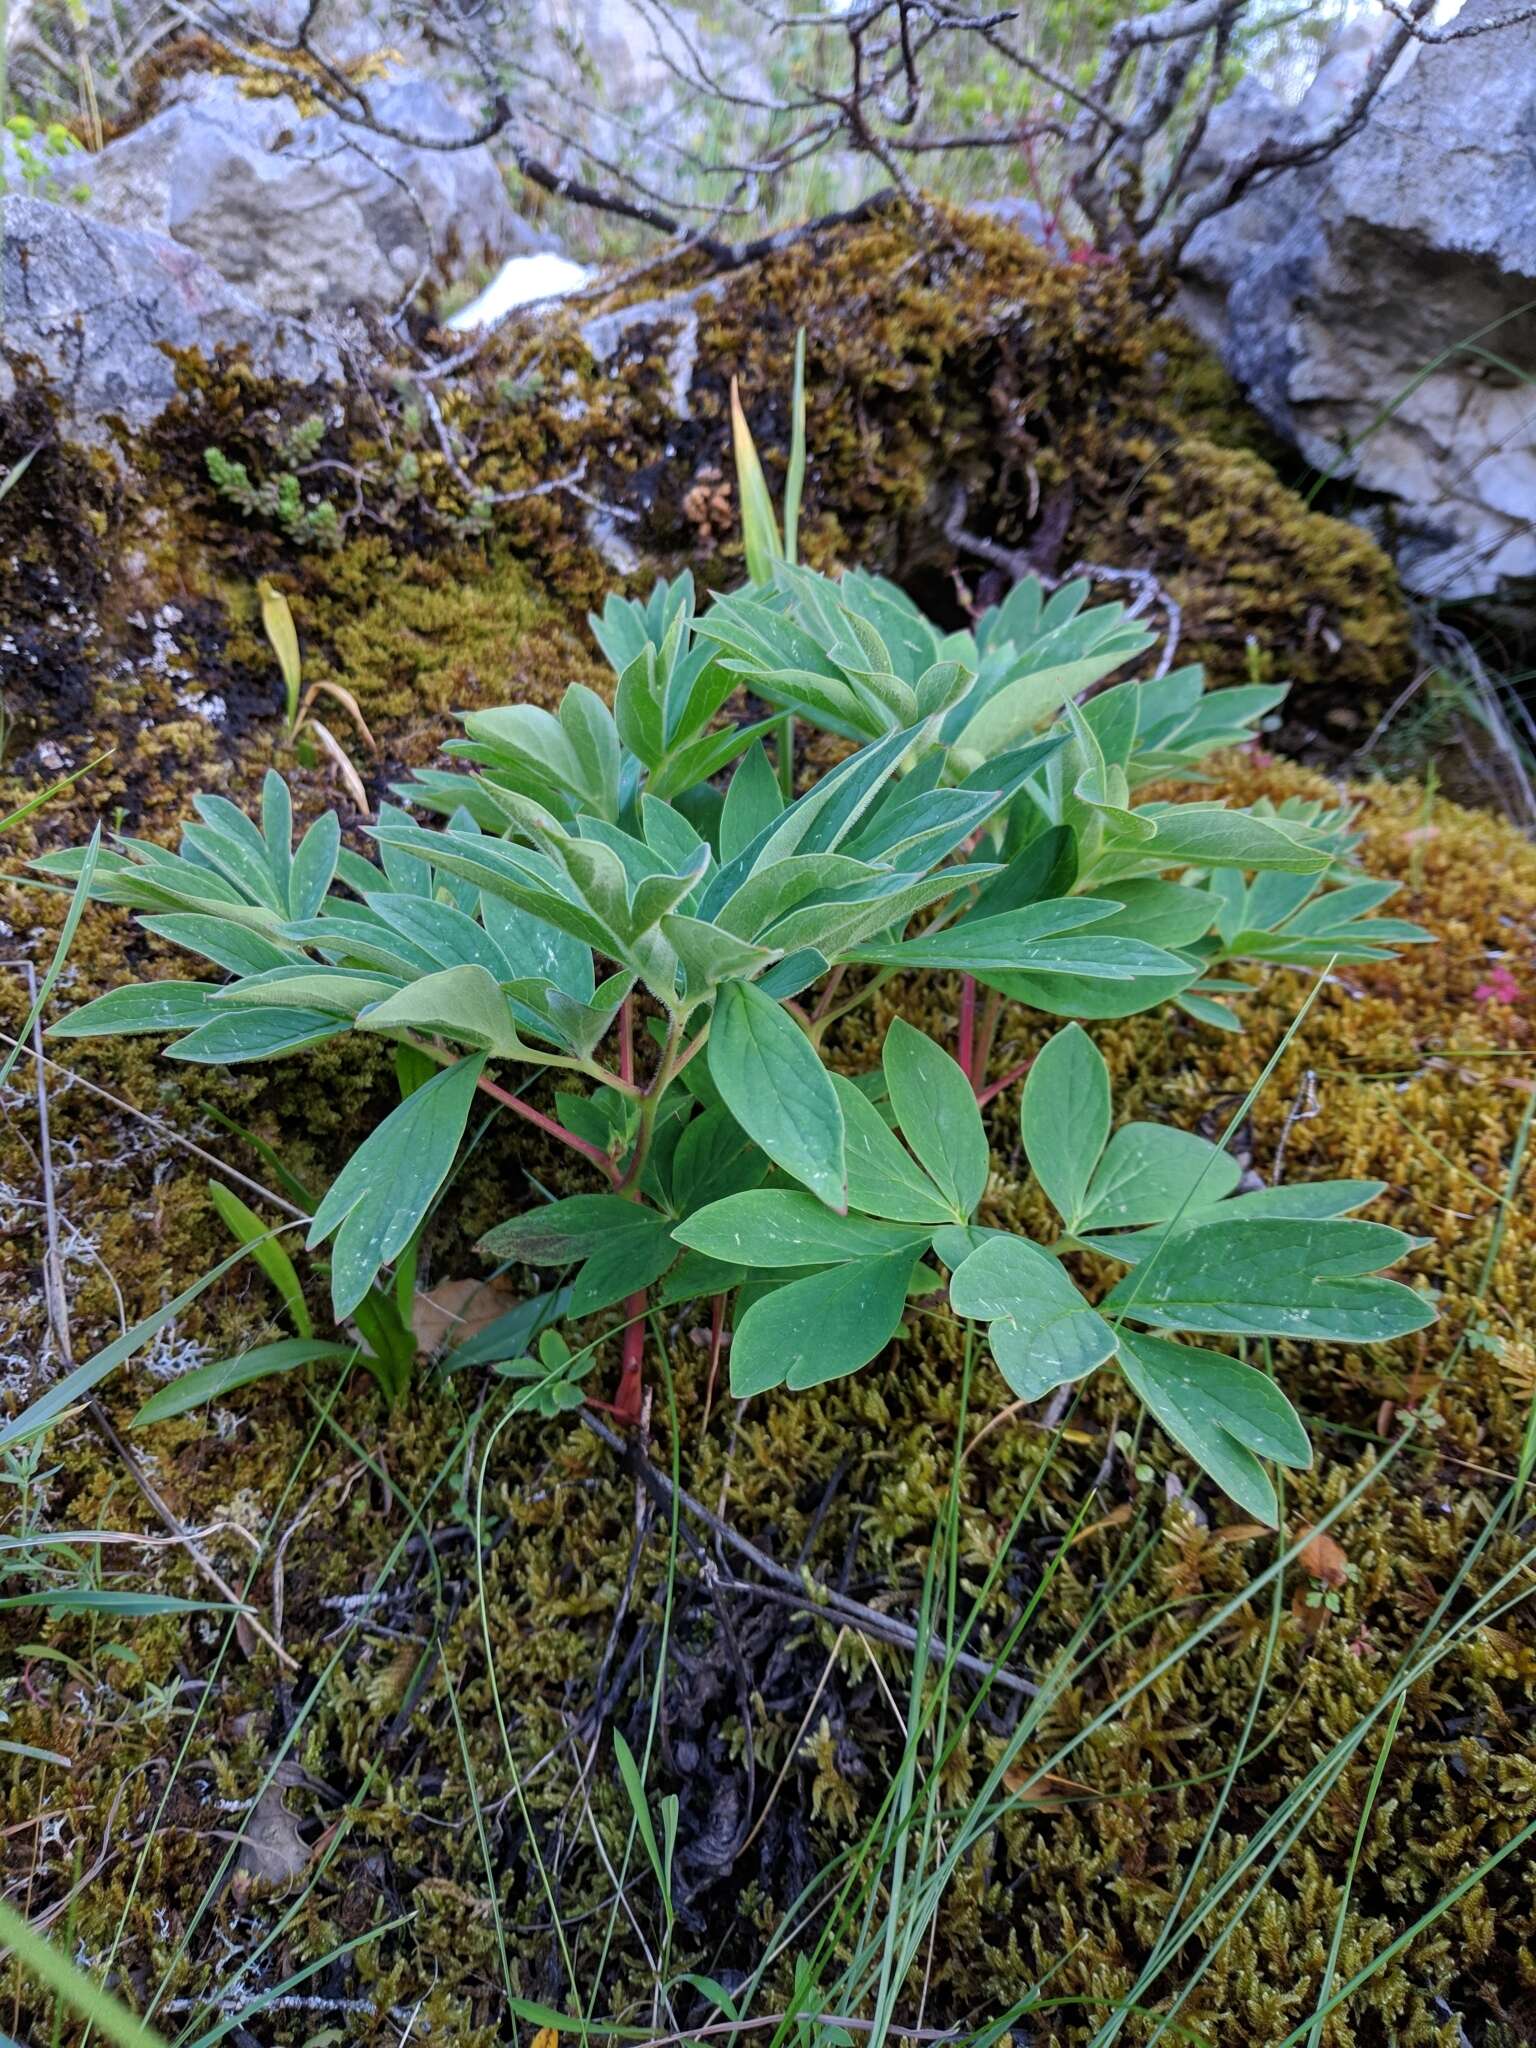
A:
<box><xmin>235</xmin><ymin>1781</ymin><xmax>311</xmax><ymax>1891</ymax></box>
<box><xmin>305</xmin><ymin>715</ymin><xmax>372</xmax><ymax>815</ymax></box>
<box><xmin>411</xmin><ymin>1275</ymin><xmax>524</xmax><ymax>1358</ymax></box>
<box><xmin>1296</xmin><ymin>1525</ymin><xmax>1349</xmax><ymax>1587</ymax></box>
<box><xmin>1001</xmin><ymin>1764</ymin><xmax>1098</xmax><ymax>1811</ymax></box>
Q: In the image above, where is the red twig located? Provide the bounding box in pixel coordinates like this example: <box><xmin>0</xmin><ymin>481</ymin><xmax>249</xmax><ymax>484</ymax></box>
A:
<box><xmin>613</xmin><ymin>1299</ymin><xmax>647</xmax><ymax>1427</ymax></box>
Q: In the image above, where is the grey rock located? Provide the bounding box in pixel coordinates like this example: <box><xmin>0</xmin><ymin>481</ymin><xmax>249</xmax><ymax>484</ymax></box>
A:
<box><xmin>77</xmin><ymin>73</ymin><xmax>548</xmax><ymax>319</ymax></box>
<box><xmin>1</xmin><ymin>193</ymin><xmax>340</xmax><ymax>434</ymax></box>
<box><xmin>1178</xmin><ymin>0</ymin><xmax>1536</xmax><ymax>603</ymax></box>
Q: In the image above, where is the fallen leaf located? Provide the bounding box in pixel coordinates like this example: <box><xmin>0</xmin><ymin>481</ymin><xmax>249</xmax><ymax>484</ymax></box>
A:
<box><xmin>1001</xmin><ymin>1765</ymin><xmax>1098</xmax><ymax>1811</ymax></box>
<box><xmin>412</xmin><ymin>1274</ymin><xmax>524</xmax><ymax>1358</ymax></box>
<box><xmin>1213</xmin><ymin>1522</ymin><xmax>1272</xmax><ymax>1546</ymax></box>
<box><xmin>1296</xmin><ymin>1525</ymin><xmax>1349</xmax><ymax>1588</ymax></box>
<box><xmin>235</xmin><ymin>1780</ymin><xmax>311</xmax><ymax>1891</ymax></box>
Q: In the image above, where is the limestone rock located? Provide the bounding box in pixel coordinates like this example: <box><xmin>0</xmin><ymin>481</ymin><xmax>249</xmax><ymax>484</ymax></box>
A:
<box><xmin>76</xmin><ymin>73</ymin><xmax>548</xmax><ymax>319</ymax></box>
<box><xmin>1</xmin><ymin>193</ymin><xmax>340</xmax><ymax>433</ymax></box>
<box><xmin>1178</xmin><ymin>0</ymin><xmax>1536</xmax><ymax>602</ymax></box>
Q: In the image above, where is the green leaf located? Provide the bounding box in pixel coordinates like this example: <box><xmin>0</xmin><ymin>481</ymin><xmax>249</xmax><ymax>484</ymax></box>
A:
<box><xmin>667</xmin><ymin>1105</ymin><xmax>769</xmax><ymax>1214</ymax></box>
<box><xmin>479</xmin><ymin>1196</ymin><xmax>677</xmax><ymax>1317</ymax></box>
<box><xmin>730</xmin><ymin>376</ymin><xmax>783</xmax><ymax>583</ymax></box>
<box><xmin>977</xmin><ymin>948</ymin><xmax>1198</xmax><ymax>1020</ymax></box>
<box><xmin>357</xmin><ymin>964</ymin><xmax>523</xmax><ymax>1058</ymax></box>
<box><xmin>216</xmin><ymin>966</ymin><xmax>398</xmax><ymax>1015</ymax></box>
<box><xmin>132</xmin><ymin>1339</ymin><xmax>355</xmax><ymax>1425</ymax></box>
<box><xmin>720</xmin><ymin>740</ymin><xmax>785</xmax><ymax>861</ymax></box>
<box><xmin>1076</xmin><ymin>1123</ymin><xmax>1241</xmax><ymax>1234</ymax></box>
<box><xmin>289</xmin><ymin>810</ymin><xmax>341</xmax><ymax>918</ymax></box>
<box><xmin>49</xmin><ymin>980</ymin><xmax>221</xmax><ymax>1039</ymax></box>
<box><xmin>708</xmin><ymin>978</ymin><xmax>846</xmax><ymax>1210</ymax></box>
<box><xmin>882</xmin><ymin>1018</ymin><xmax>987</xmax><ymax>1220</ymax></box>
<box><xmin>614</xmin><ymin>645</ymin><xmax>667</xmax><ymax>768</ymax></box>
<box><xmin>207</xmin><ymin>1181</ymin><xmax>313</xmax><ymax>1337</ymax></box>
<box><xmin>1104</xmin><ymin>1217</ymin><xmax>1433</xmax><ymax>1342</ymax></box>
<box><xmin>139</xmin><ymin>913</ymin><xmax>296</xmax><ymax>976</ymax></box>
<box><xmin>480</xmin><ymin>1194</ymin><xmax>644</xmax><ymax>1264</ymax></box>
<box><xmin>0</xmin><ymin>1895</ymin><xmax>170</xmax><ymax>2048</ymax></box>
<box><xmin>1021</xmin><ymin>1024</ymin><xmax>1111</xmax><ymax>1231</ymax></box>
<box><xmin>1077</xmin><ymin>879</ymin><xmax>1217</xmax><ymax>950</ymax></box>
<box><xmin>567</xmin><ymin>1209</ymin><xmax>678</xmax><ymax>1316</ymax></box>
<box><xmin>308</xmin><ymin>1054</ymin><xmax>486</xmax><ymax>1317</ymax></box>
<box><xmin>612</xmin><ymin>1729</ymin><xmax>669</xmax><ymax>1908</ymax></box>
<box><xmin>674</xmin><ymin>1190</ymin><xmax>930</xmax><ymax>1268</ymax></box>
<box><xmin>1079</xmin><ymin>1179</ymin><xmax>1390</xmax><ymax>1262</ymax></box>
<box><xmin>730</xmin><ymin>1253</ymin><xmax>915</xmax><ymax>1396</ymax></box>
<box><xmin>1116</xmin><ymin>1327</ymin><xmax>1311</xmax><ymax>1525</ymax></box>
<box><xmin>441</xmin><ymin>1286</ymin><xmax>572</xmax><ymax>1371</ymax></box>
<box><xmin>948</xmin><ymin>1235</ymin><xmax>1115</xmax><ymax>1401</ymax></box>
<box><xmin>831</xmin><ymin>1074</ymin><xmax>955</xmax><ymax>1225</ymax></box>
<box><xmin>0</xmin><ymin>1588</ymin><xmax>239</xmax><ymax>1617</ymax></box>
<box><xmin>784</xmin><ymin>326</ymin><xmax>806</xmax><ymax>563</ymax></box>
<box><xmin>660</xmin><ymin>914</ymin><xmax>778</xmax><ymax>997</ymax></box>
<box><xmin>1130</xmin><ymin>803</ymin><xmax>1330</xmax><ymax>873</ymax></box>
<box><xmin>165</xmin><ymin>1007</ymin><xmax>348</xmax><ymax>1063</ymax></box>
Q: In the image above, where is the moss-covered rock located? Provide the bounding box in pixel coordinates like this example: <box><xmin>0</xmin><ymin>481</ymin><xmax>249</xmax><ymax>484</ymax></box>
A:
<box><xmin>2</xmin><ymin>206</ymin><xmax>1405</xmax><ymax>825</ymax></box>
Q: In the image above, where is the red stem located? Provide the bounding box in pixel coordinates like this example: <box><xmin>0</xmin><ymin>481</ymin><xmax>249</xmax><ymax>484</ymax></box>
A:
<box><xmin>975</xmin><ymin>1055</ymin><xmax>1035</xmax><ymax>1110</ymax></box>
<box><xmin>474</xmin><ymin>1069</ymin><xmax>621</xmax><ymax>1186</ymax></box>
<box><xmin>619</xmin><ymin>995</ymin><xmax>635</xmax><ymax>1088</ymax></box>
<box><xmin>473</xmin><ymin>1055</ymin><xmax>645</xmax><ymax>1423</ymax></box>
<box><xmin>612</xmin><ymin>1298</ymin><xmax>646</xmax><ymax>1427</ymax></box>
<box><xmin>957</xmin><ymin>974</ymin><xmax>977</xmax><ymax>1083</ymax></box>
<box><xmin>702</xmin><ymin>1291</ymin><xmax>727</xmax><ymax>1432</ymax></box>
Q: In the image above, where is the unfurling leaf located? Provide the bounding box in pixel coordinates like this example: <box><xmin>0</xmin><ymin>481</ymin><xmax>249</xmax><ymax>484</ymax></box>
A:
<box><xmin>258</xmin><ymin>578</ymin><xmax>302</xmax><ymax>728</ymax></box>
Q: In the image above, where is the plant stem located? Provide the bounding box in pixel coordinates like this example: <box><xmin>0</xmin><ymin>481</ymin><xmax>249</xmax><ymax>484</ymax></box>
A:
<box><xmin>613</xmin><ymin>1295</ymin><xmax>648</xmax><ymax>1427</ymax></box>
<box><xmin>609</xmin><ymin>1008</ymin><xmax>690</xmax><ymax>1420</ymax></box>
<box><xmin>472</xmin><ymin>1068</ymin><xmax>621</xmax><ymax>1187</ymax></box>
<box><xmin>969</xmin><ymin>986</ymin><xmax>1004</xmax><ymax>1099</ymax></box>
<box><xmin>975</xmin><ymin>1055</ymin><xmax>1035</xmax><ymax>1109</ymax></box>
<box><xmin>618</xmin><ymin>993</ymin><xmax>635</xmax><ymax>1087</ymax></box>
<box><xmin>702</xmin><ymin>1292</ymin><xmax>728</xmax><ymax>1431</ymax></box>
<box><xmin>957</xmin><ymin>974</ymin><xmax>977</xmax><ymax>1081</ymax></box>
<box><xmin>811</xmin><ymin>963</ymin><xmax>847</xmax><ymax>1023</ymax></box>
<box><xmin>811</xmin><ymin>967</ymin><xmax>896</xmax><ymax>1038</ymax></box>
